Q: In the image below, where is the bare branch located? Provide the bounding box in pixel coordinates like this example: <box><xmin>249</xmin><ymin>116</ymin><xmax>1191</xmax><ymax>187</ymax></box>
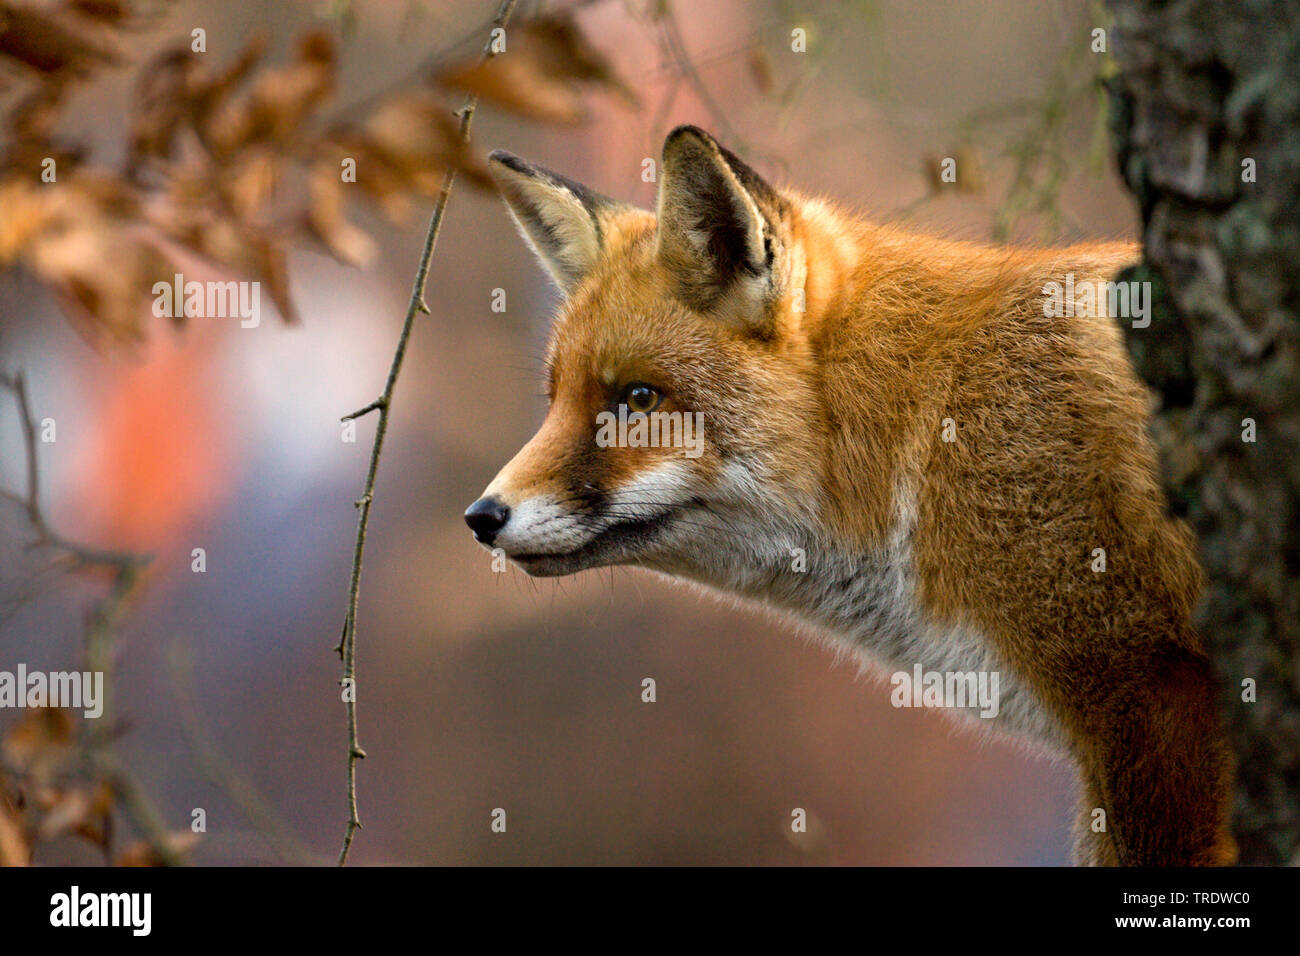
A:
<box><xmin>334</xmin><ymin>0</ymin><xmax>519</xmax><ymax>867</ymax></box>
<box><xmin>0</xmin><ymin>371</ymin><xmax>177</xmax><ymax>865</ymax></box>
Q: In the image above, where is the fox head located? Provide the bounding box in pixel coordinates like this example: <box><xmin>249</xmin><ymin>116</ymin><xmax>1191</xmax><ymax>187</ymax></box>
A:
<box><xmin>466</xmin><ymin>126</ymin><xmax>827</xmax><ymax>583</ymax></box>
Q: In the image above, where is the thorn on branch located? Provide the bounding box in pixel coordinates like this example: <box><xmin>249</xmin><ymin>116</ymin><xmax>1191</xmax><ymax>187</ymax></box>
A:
<box><xmin>334</xmin><ymin>0</ymin><xmax>519</xmax><ymax>868</ymax></box>
<box><xmin>342</xmin><ymin>398</ymin><xmax>386</xmax><ymax>421</ymax></box>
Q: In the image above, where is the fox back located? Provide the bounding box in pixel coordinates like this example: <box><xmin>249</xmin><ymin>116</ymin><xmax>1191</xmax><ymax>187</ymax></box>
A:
<box><xmin>466</xmin><ymin>126</ymin><xmax>1236</xmax><ymax>866</ymax></box>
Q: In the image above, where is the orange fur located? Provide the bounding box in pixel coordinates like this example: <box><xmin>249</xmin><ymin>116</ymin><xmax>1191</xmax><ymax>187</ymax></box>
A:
<box><xmin>470</xmin><ymin>127</ymin><xmax>1236</xmax><ymax>866</ymax></box>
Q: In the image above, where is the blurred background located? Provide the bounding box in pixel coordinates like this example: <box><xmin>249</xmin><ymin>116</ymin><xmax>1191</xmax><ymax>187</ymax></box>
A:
<box><xmin>0</xmin><ymin>0</ymin><xmax>1136</xmax><ymax>865</ymax></box>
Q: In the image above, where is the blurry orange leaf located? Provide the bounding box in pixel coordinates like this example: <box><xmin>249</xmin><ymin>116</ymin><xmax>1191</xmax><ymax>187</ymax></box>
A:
<box><xmin>436</xmin><ymin>13</ymin><xmax>637</xmax><ymax>124</ymax></box>
<box><xmin>145</xmin><ymin>161</ymin><xmax>297</xmax><ymax>325</ymax></box>
<box><xmin>326</xmin><ymin>88</ymin><xmax>491</xmax><ymax>222</ymax></box>
<box><xmin>302</xmin><ymin>160</ymin><xmax>375</xmax><ymax>266</ymax></box>
<box><xmin>6</xmin><ymin>81</ymin><xmax>69</xmax><ymax>150</ymax></box>
<box><xmin>115</xmin><ymin>830</ymin><xmax>198</xmax><ymax>866</ymax></box>
<box><xmin>0</xmin><ymin>179</ymin><xmax>53</xmax><ymax>264</ymax></box>
<box><xmin>128</xmin><ymin>48</ymin><xmax>215</xmax><ymax>165</ymax></box>
<box><xmin>128</xmin><ymin>36</ymin><xmax>268</xmax><ymax>167</ymax></box>
<box><xmin>206</xmin><ymin>29</ymin><xmax>335</xmax><ymax>157</ymax></box>
<box><xmin>3</xmin><ymin>707</ymin><xmax>76</xmax><ymax>783</ymax></box>
<box><xmin>37</xmin><ymin>781</ymin><xmax>113</xmax><ymax>844</ymax></box>
<box><xmin>25</xmin><ymin>220</ymin><xmax>169</xmax><ymax>344</ymax></box>
<box><xmin>223</xmin><ymin>148</ymin><xmax>279</xmax><ymax>221</ymax></box>
<box><xmin>0</xmin><ymin>790</ymin><xmax>30</xmax><ymax>866</ymax></box>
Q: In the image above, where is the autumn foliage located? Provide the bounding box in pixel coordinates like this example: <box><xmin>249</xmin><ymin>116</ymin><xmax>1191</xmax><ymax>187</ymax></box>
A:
<box><xmin>0</xmin><ymin>0</ymin><xmax>631</xmax><ymax>346</ymax></box>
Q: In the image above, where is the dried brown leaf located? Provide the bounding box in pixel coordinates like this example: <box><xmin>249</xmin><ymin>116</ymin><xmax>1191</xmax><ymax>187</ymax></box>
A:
<box><xmin>440</xmin><ymin>54</ymin><xmax>585</xmax><ymax>124</ymax></box>
<box><xmin>222</xmin><ymin>148</ymin><xmax>278</xmax><ymax>222</ymax></box>
<box><xmin>0</xmin><ymin>177</ymin><xmax>55</xmax><ymax>264</ymax></box>
<box><xmin>206</xmin><ymin>29</ymin><xmax>334</xmax><ymax>157</ymax></box>
<box><xmin>514</xmin><ymin>14</ymin><xmax>638</xmax><ymax>102</ymax></box>
<box><xmin>2</xmin><ymin>706</ymin><xmax>76</xmax><ymax>780</ymax></box>
<box><xmin>128</xmin><ymin>33</ymin><xmax>271</xmax><ymax>168</ymax></box>
<box><xmin>0</xmin><ymin>2</ymin><xmax>122</xmax><ymax>74</ymax></box>
<box><xmin>362</xmin><ymin>91</ymin><xmax>489</xmax><ymax>181</ymax></box>
<box><xmin>302</xmin><ymin>160</ymin><xmax>375</xmax><ymax>267</ymax></box>
<box><xmin>436</xmin><ymin>13</ymin><xmax>637</xmax><ymax>124</ymax></box>
<box><xmin>144</xmin><ymin>158</ymin><xmax>298</xmax><ymax>323</ymax></box>
<box><xmin>36</xmin><ymin>784</ymin><xmax>97</xmax><ymax>841</ymax></box>
<box><xmin>66</xmin><ymin>0</ymin><xmax>131</xmax><ymax>25</ymax></box>
<box><xmin>32</xmin><ymin>223</ymin><xmax>170</xmax><ymax>343</ymax></box>
<box><xmin>114</xmin><ymin>830</ymin><xmax>198</xmax><ymax>866</ymax></box>
<box><xmin>6</xmin><ymin>80</ymin><xmax>68</xmax><ymax>149</ymax></box>
<box><xmin>0</xmin><ymin>789</ymin><xmax>30</xmax><ymax>867</ymax></box>
<box><xmin>323</xmin><ymin>90</ymin><xmax>491</xmax><ymax>223</ymax></box>
<box><xmin>247</xmin><ymin>233</ymin><xmax>294</xmax><ymax>324</ymax></box>
<box><xmin>1</xmin><ymin>169</ymin><xmax>166</xmax><ymax>343</ymax></box>
<box><xmin>128</xmin><ymin>48</ymin><xmax>208</xmax><ymax>164</ymax></box>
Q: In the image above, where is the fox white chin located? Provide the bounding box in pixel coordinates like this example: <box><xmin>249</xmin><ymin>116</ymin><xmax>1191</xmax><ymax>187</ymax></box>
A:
<box><xmin>496</xmin><ymin>505</ymin><xmax>703</xmax><ymax>578</ymax></box>
<box><xmin>501</xmin><ymin>522</ymin><xmax>665</xmax><ymax>577</ymax></box>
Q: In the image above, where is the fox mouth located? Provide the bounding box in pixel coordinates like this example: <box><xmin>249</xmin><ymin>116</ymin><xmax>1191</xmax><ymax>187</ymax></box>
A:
<box><xmin>507</xmin><ymin>509</ymin><xmax>679</xmax><ymax>577</ymax></box>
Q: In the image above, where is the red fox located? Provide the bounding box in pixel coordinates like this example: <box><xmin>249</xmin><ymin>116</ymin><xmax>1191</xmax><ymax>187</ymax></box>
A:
<box><xmin>466</xmin><ymin>125</ymin><xmax>1236</xmax><ymax>866</ymax></box>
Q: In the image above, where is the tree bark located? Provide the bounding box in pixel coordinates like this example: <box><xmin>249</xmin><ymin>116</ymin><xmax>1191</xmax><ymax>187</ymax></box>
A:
<box><xmin>1105</xmin><ymin>0</ymin><xmax>1300</xmax><ymax>864</ymax></box>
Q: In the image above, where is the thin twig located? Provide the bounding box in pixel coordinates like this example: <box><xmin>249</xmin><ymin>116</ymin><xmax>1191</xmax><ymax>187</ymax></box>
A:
<box><xmin>0</xmin><ymin>371</ymin><xmax>176</xmax><ymax>864</ymax></box>
<box><xmin>334</xmin><ymin>0</ymin><xmax>519</xmax><ymax>867</ymax></box>
<box><xmin>0</xmin><ymin>372</ymin><xmax>150</xmax><ymax>572</ymax></box>
<box><xmin>654</xmin><ymin>1</ymin><xmax>748</xmax><ymax>153</ymax></box>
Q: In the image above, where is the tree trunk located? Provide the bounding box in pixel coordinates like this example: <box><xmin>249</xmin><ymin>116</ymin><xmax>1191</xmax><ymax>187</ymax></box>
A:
<box><xmin>1105</xmin><ymin>0</ymin><xmax>1300</xmax><ymax>864</ymax></box>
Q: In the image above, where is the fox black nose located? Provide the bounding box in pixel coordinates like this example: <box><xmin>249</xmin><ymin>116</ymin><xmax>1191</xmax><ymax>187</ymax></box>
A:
<box><xmin>464</xmin><ymin>497</ymin><xmax>510</xmax><ymax>544</ymax></box>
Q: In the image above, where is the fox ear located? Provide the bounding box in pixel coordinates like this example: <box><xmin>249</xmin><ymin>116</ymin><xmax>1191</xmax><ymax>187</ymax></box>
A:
<box><xmin>488</xmin><ymin>150</ymin><xmax>623</xmax><ymax>294</ymax></box>
<box><xmin>656</xmin><ymin>125</ymin><xmax>789</xmax><ymax>332</ymax></box>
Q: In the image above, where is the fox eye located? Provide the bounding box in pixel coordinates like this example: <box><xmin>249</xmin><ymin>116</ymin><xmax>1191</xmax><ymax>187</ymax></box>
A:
<box><xmin>622</xmin><ymin>382</ymin><xmax>662</xmax><ymax>414</ymax></box>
